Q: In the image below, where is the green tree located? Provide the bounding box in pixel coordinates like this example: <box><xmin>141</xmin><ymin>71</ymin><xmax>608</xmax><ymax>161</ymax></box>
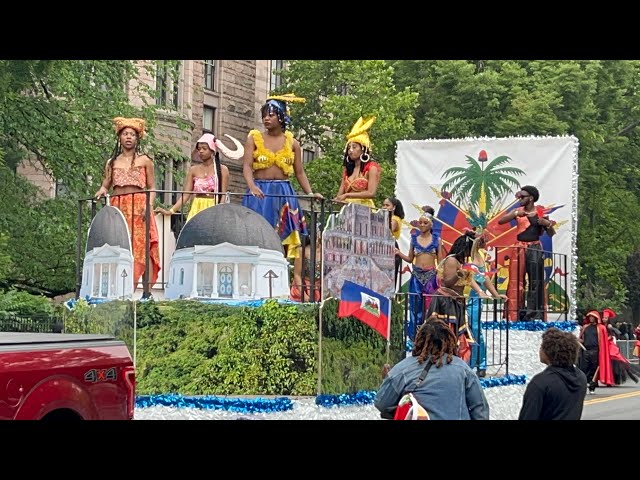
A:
<box><xmin>391</xmin><ymin>60</ymin><xmax>640</xmax><ymax>313</ymax></box>
<box><xmin>276</xmin><ymin>60</ymin><xmax>417</xmax><ymax>203</ymax></box>
<box><xmin>0</xmin><ymin>60</ymin><xmax>190</xmax><ymax>295</ymax></box>
<box><xmin>0</xmin><ymin>233</ymin><xmax>11</xmax><ymax>283</ymax></box>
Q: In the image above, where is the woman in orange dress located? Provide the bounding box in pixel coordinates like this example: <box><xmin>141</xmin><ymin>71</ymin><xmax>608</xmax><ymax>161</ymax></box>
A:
<box><xmin>334</xmin><ymin>117</ymin><xmax>381</xmax><ymax>209</ymax></box>
<box><xmin>94</xmin><ymin>117</ymin><xmax>161</xmax><ymax>294</ymax></box>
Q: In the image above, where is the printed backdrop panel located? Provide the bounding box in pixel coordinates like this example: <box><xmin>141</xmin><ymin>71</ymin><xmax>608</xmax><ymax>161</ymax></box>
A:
<box><xmin>395</xmin><ymin>136</ymin><xmax>578</xmax><ymax>319</ymax></box>
<box><xmin>322</xmin><ymin>203</ymin><xmax>396</xmax><ymax>300</ymax></box>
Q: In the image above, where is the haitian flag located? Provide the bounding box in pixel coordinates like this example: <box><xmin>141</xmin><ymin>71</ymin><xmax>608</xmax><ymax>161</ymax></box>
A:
<box><xmin>338</xmin><ymin>280</ymin><xmax>391</xmax><ymax>340</ymax></box>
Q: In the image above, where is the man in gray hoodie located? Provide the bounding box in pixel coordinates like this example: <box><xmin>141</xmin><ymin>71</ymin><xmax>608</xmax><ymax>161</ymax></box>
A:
<box><xmin>518</xmin><ymin>327</ymin><xmax>587</xmax><ymax>420</ymax></box>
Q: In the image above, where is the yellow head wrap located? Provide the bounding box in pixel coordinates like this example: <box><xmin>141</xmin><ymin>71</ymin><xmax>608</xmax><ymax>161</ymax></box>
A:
<box><xmin>345</xmin><ymin>116</ymin><xmax>376</xmax><ymax>151</ymax></box>
<box><xmin>113</xmin><ymin>117</ymin><xmax>146</xmax><ymax>139</ymax></box>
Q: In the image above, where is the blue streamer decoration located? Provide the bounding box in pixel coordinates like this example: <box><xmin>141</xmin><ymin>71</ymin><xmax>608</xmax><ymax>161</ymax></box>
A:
<box><xmin>315</xmin><ymin>390</ymin><xmax>378</xmax><ymax>408</ymax></box>
<box><xmin>479</xmin><ymin>373</ymin><xmax>527</xmax><ymax>388</ymax></box>
<box><xmin>313</xmin><ymin>374</ymin><xmax>528</xmax><ymax>408</ymax></box>
<box><xmin>483</xmin><ymin>320</ymin><xmax>578</xmax><ymax>332</ymax></box>
<box><xmin>136</xmin><ymin>394</ymin><xmax>293</xmax><ymax>413</ymax></box>
<box><xmin>136</xmin><ymin>374</ymin><xmax>529</xmax><ymax>411</ymax></box>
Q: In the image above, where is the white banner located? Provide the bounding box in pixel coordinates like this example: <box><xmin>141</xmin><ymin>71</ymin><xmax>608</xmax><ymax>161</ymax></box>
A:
<box><xmin>395</xmin><ymin>136</ymin><xmax>578</xmax><ymax>320</ymax></box>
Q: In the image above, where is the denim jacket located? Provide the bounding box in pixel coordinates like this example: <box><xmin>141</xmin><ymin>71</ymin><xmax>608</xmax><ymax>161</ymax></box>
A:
<box><xmin>374</xmin><ymin>355</ymin><xmax>490</xmax><ymax>420</ymax></box>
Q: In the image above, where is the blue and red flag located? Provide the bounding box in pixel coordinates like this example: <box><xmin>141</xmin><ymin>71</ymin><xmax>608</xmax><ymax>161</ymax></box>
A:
<box><xmin>338</xmin><ymin>280</ymin><xmax>391</xmax><ymax>340</ymax></box>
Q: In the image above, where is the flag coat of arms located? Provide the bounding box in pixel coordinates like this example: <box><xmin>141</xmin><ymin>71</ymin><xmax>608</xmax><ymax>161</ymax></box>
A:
<box><xmin>338</xmin><ymin>280</ymin><xmax>390</xmax><ymax>339</ymax></box>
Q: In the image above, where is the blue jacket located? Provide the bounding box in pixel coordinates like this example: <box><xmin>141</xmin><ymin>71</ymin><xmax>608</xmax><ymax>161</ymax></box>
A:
<box><xmin>374</xmin><ymin>355</ymin><xmax>490</xmax><ymax>420</ymax></box>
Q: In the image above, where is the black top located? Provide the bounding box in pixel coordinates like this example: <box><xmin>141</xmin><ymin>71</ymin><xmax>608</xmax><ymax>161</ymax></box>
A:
<box><xmin>518</xmin><ymin>366</ymin><xmax>587</xmax><ymax>420</ymax></box>
<box><xmin>516</xmin><ymin>215</ymin><xmax>545</xmax><ymax>242</ymax></box>
<box><xmin>582</xmin><ymin>324</ymin><xmax>599</xmax><ymax>350</ymax></box>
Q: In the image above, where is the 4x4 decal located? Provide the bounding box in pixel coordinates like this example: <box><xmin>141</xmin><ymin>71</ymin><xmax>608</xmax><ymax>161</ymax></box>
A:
<box><xmin>84</xmin><ymin>367</ymin><xmax>117</xmax><ymax>383</ymax></box>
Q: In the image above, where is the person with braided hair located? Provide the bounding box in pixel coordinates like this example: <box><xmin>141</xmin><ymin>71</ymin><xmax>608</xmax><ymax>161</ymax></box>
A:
<box><xmin>94</xmin><ymin>117</ymin><xmax>160</xmax><ymax>293</ymax></box>
<box><xmin>375</xmin><ymin>317</ymin><xmax>489</xmax><ymax>420</ymax></box>
<box><xmin>334</xmin><ymin>116</ymin><xmax>381</xmax><ymax>209</ymax></box>
<box><xmin>426</xmin><ymin>232</ymin><xmax>492</xmax><ymax>362</ymax></box>
<box><xmin>155</xmin><ymin>132</ymin><xmax>243</xmax><ymax>222</ymax></box>
<box><xmin>242</xmin><ymin>94</ymin><xmax>323</xmax><ymax>259</ymax></box>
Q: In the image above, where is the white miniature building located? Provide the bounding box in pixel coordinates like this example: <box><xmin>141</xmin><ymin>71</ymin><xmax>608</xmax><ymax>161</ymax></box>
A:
<box><xmin>164</xmin><ymin>203</ymin><xmax>290</xmax><ymax>300</ymax></box>
<box><xmin>79</xmin><ymin>205</ymin><xmax>134</xmax><ymax>300</ymax></box>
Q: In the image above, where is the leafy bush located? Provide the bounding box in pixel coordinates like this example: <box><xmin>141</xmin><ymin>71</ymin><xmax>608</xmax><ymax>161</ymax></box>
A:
<box><xmin>0</xmin><ymin>289</ymin><xmax>53</xmax><ymax>317</ymax></box>
<box><xmin>133</xmin><ymin>298</ymin><xmax>405</xmax><ymax>396</ymax></box>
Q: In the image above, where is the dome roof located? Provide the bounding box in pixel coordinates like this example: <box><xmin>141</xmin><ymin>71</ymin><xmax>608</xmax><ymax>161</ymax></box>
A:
<box><xmin>86</xmin><ymin>205</ymin><xmax>131</xmax><ymax>253</ymax></box>
<box><xmin>175</xmin><ymin>203</ymin><xmax>284</xmax><ymax>252</ymax></box>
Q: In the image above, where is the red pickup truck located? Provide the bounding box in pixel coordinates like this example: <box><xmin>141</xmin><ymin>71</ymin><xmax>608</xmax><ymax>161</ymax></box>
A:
<box><xmin>0</xmin><ymin>332</ymin><xmax>135</xmax><ymax>420</ymax></box>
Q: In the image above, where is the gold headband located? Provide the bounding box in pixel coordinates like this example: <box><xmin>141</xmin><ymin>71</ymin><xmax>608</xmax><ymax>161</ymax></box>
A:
<box><xmin>266</xmin><ymin>93</ymin><xmax>306</xmax><ymax>104</ymax></box>
<box><xmin>113</xmin><ymin>117</ymin><xmax>146</xmax><ymax>139</ymax></box>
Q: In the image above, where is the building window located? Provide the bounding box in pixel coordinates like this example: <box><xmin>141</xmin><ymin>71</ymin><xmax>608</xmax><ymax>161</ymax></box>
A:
<box><xmin>204</xmin><ymin>60</ymin><xmax>216</xmax><ymax>91</ymax></box>
<box><xmin>197</xmin><ymin>262</ymin><xmax>214</xmax><ymax>297</ymax></box>
<box><xmin>270</xmin><ymin>60</ymin><xmax>285</xmax><ymax>92</ymax></box>
<box><xmin>302</xmin><ymin>149</ymin><xmax>316</xmax><ymax>163</ymax></box>
<box><xmin>179</xmin><ymin>268</ymin><xmax>184</xmax><ymax>285</ymax></box>
<box><xmin>218</xmin><ymin>265</ymin><xmax>233</xmax><ymax>298</ymax></box>
<box><xmin>55</xmin><ymin>179</ymin><xmax>69</xmax><ymax>198</ymax></box>
<box><xmin>204</xmin><ymin>106</ymin><xmax>216</xmax><ymax>133</ymax></box>
<box><xmin>156</xmin><ymin>60</ymin><xmax>180</xmax><ymax>108</ymax></box>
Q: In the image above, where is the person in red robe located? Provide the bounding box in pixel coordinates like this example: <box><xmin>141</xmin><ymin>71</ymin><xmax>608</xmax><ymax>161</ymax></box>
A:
<box><xmin>600</xmin><ymin>309</ymin><xmax>639</xmax><ymax>385</ymax></box>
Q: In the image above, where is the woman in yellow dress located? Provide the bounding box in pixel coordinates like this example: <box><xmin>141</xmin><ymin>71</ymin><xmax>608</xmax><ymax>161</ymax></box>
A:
<box><xmin>156</xmin><ymin>133</ymin><xmax>243</xmax><ymax>222</ymax></box>
<box><xmin>334</xmin><ymin>116</ymin><xmax>381</xmax><ymax>209</ymax></box>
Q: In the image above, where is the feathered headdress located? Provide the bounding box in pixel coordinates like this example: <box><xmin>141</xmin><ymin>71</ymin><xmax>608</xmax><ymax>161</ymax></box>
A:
<box><xmin>263</xmin><ymin>94</ymin><xmax>305</xmax><ymax>129</ymax></box>
<box><xmin>345</xmin><ymin>116</ymin><xmax>376</xmax><ymax>151</ymax></box>
<box><xmin>113</xmin><ymin>117</ymin><xmax>146</xmax><ymax>139</ymax></box>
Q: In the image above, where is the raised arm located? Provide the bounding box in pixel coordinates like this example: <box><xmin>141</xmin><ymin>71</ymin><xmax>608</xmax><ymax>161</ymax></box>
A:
<box><xmin>498</xmin><ymin>208</ymin><xmax>524</xmax><ymax>225</ymax></box>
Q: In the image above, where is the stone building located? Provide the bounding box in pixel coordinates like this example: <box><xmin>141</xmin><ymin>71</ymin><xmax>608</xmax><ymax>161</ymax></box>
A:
<box><xmin>18</xmin><ymin>60</ymin><xmax>319</xmax><ymax>203</ymax></box>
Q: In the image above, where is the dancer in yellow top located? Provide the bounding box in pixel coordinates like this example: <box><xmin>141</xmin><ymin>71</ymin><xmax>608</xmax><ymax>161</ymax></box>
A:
<box><xmin>334</xmin><ymin>116</ymin><xmax>381</xmax><ymax>209</ymax></box>
<box><xmin>242</xmin><ymin>94</ymin><xmax>323</xmax><ymax>258</ymax></box>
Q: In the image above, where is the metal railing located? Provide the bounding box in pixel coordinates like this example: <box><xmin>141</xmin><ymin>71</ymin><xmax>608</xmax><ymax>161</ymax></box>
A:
<box><xmin>76</xmin><ymin>189</ymin><xmax>343</xmax><ymax>300</ymax></box>
<box><xmin>0</xmin><ymin>315</ymin><xmax>63</xmax><ymax>333</ymax></box>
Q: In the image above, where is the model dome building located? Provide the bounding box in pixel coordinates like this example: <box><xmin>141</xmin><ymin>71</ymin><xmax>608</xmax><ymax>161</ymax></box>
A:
<box><xmin>164</xmin><ymin>203</ymin><xmax>290</xmax><ymax>300</ymax></box>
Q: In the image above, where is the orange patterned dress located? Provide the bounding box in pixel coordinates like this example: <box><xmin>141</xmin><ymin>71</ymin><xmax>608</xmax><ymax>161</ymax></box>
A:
<box><xmin>110</xmin><ymin>166</ymin><xmax>161</xmax><ymax>289</ymax></box>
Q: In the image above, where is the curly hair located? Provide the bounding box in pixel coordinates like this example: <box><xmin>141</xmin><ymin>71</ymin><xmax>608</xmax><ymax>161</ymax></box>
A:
<box><xmin>412</xmin><ymin>316</ymin><xmax>458</xmax><ymax>367</ymax></box>
<box><xmin>520</xmin><ymin>185</ymin><xmax>540</xmax><ymax>202</ymax></box>
<box><xmin>541</xmin><ymin>327</ymin><xmax>580</xmax><ymax>367</ymax></box>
